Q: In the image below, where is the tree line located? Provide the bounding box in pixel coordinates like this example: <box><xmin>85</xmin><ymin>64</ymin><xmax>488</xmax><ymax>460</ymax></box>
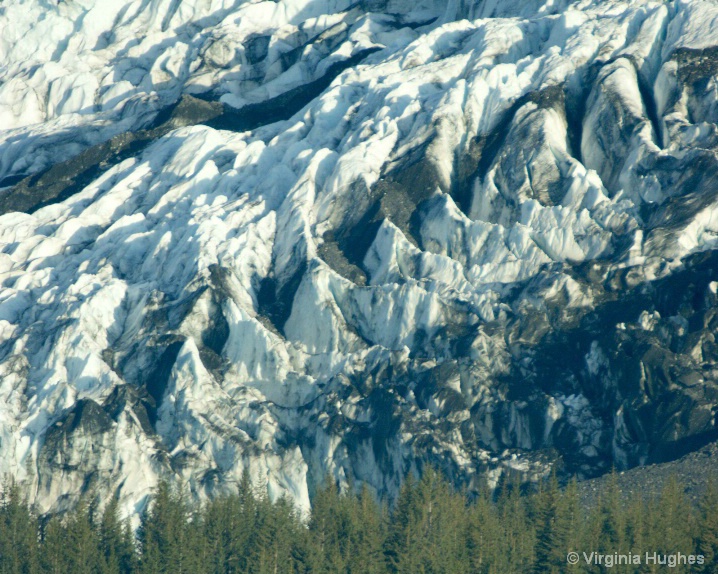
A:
<box><xmin>1</xmin><ymin>469</ymin><xmax>717</xmax><ymax>573</ymax></box>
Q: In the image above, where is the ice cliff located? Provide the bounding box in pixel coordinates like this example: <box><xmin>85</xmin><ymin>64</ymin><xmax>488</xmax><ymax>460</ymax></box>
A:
<box><xmin>1</xmin><ymin>0</ymin><xmax>718</xmax><ymax>518</ymax></box>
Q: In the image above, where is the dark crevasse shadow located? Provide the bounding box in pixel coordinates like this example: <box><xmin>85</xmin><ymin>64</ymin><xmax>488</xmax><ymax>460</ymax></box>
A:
<box><xmin>522</xmin><ymin>249</ymin><xmax>718</xmax><ymax>473</ymax></box>
<box><xmin>200</xmin><ymin>47</ymin><xmax>381</xmax><ymax>131</ymax></box>
<box><xmin>0</xmin><ymin>1</ymin><xmax>244</xmax><ymax>188</ymax></box>
<box><xmin>15</xmin><ymin>197</ymin><xmax>216</xmax><ymax>469</ymax></box>
<box><xmin>0</xmin><ymin>44</ymin><xmax>382</xmax><ymax>216</ymax></box>
<box><xmin>0</xmin><ymin>0</ymin><xmax>445</xmax><ymax>219</ymax></box>
<box><xmin>0</xmin><ymin>96</ymin><xmax>220</xmax><ymax>216</ymax></box>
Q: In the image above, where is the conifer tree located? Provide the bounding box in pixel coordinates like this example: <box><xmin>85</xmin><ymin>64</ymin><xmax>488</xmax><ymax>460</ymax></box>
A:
<box><xmin>418</xmin><ymin>468</ymin><xmax>469</xmax><ymax>573</ymax></box>
<box><xmin>532</xmin><ymin>473</ymin><xmax>576</xmax><ymax>574</ymax></box>
<box><xmin>39</xmin><ymin>516</ymin><xmax>66</xmax><ymax>574</ymax></box>
<box><xmin>350</xmin><ymin>484</ymin><xmax>385</xmax><ymax>574</ymax></box>
<box><xmin>579</xmin><ymin>494</ymin><xmax>603</xmax><ymax>571</ymax></box>
<box><xmin>248</xmin><ymin>494</ymin><xmax>300</xmax><ymax>574</ymax></box>
<box><xmin>560</xmin><ymin>479</ymin><xmax>584</xmax><ymax>574</ymax></box>
<box><xmin>466</xmin><ymin>481</ymin><xmax>508</xmax><ymax>574</ymax></box>
<box><xmin>201</xmin><ymin>474</ymin><xmax>261</xmax><ymax>574</ymax></box>
<box><xmin>696</xmin><ymin>481</ymin><xmax>718</xmax><ymax>572</ymax></box>
<box><xmin>647</xmin><ymin>477</ymin><xmax>695</xmax><ymax>568</ymax></box>
<box><xmin>385</xmin><ymin>467</ymin><xmax>472</xmax><ymax>573</ymax></box>
<box><xmin>138</xmin><ymin>481</ymin><xmax>198</xmax><ymax>574</ymax></box>
<box><xmin>598</xmin><ymin>471</ymin><xmax>627</xmax><ymax>555</ymax></box>
<box><xmin>497</xmin><ymin>474</ymin><xmax>535</xmax><ymax>573</ymax></box>
<box><xmin>307</xmin><ymin>478</ymin><xmax>346</xmax><ymax>574</ymax></box>
<box><xmin>0</xmin><ymin>480</ymin><xmax>39</xmax><ymax>574</ymax></box>
<box><xmin>3</xmin><ymin>465</ymin><xmax>718</xmax><ymax>574</ymax></box>
<box><xmin>99</xmin><ymin>495</ymin><xmax>136</xmax><ymax>574</ymax></box>
<box><xmin>231</xmin><ymin>471</ymin><xmax>259</xmax><ymax>572</ymax></box>
<box><xmin>138</xmin><ymin>483</ymin><xmax>167</xmax><ymax>574</ymax></box>
<box><xmin>63</xmin><ymin>499</ymin><xmax>101</xmax><ymax>574</ymax></box>
<box><xmin>384</xmin><ymin>472</ymin><xmax>422</xmax><ymax>574</ymax></box>
<box><xmin>202</xmin><ymin>495</ymin><xmax>234</xmax><ymax>574</ymax></box>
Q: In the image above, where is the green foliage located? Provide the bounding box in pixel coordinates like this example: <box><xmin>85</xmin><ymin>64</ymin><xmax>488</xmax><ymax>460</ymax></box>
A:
<box><xmin>39</xmin><ymin>516</ymin><xmax>64</xmax><ymax>574</ymax></box>
<box><xmin>532</xmin><ymin>473</ymin><xmax>579</xmax><ymax>574</ymax></box>
<box><xmin>0</xmin><ymin>471</ymin><xmax>714</xmax><ymax>573</ymax></box>
<box><xmin>465</xmin><ymin>481</ymin><xmax>507</xmax><ymax>573</ymax></box>
<box><xmin>98</xmin><ymin>495</ymin><xmax>136</xmax><ymax>574</ymax></box>
<box><xmin>385</xmin><ymin>468</ymin><xmax>469</xmax><ymax>574</ymax></box>
<box><xmin>0</xmin><ymin>479</ymin><xmax>39</xmax><ymax>574</ymax></box>
<box><xmin>497</xmin><ymin>475</ymin><xmax>536</xmax><ymax>573</ymax></box>
<box><xmin>696</xmin><ymin>481</ymin><xmax>718</xmax><ymax>572</ymax></box>
<box><xmin>138</xmin><ymin>481</ymin><xmax>207</xmax><ymax>574</ymax></box>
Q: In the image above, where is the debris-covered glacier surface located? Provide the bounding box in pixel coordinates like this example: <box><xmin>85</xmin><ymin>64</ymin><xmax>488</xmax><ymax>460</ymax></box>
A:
<box><xmin>1</xmin><ymin>0</ymin><xmax>718</xmax><ymax>517</ymax></box>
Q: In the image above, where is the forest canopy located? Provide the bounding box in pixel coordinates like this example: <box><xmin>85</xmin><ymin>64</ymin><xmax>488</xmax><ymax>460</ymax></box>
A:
<box><xmin>0</xmin><ymin>469</ymin><xmax>717</xmax><ymax>574</ymax></box>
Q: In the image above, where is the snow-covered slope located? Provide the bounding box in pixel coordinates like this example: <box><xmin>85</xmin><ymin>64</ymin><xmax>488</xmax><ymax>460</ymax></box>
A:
<box><xmin>2</xmin><ymin>0</ymin><xmax>718</xmax><ymax>518</ymax></box>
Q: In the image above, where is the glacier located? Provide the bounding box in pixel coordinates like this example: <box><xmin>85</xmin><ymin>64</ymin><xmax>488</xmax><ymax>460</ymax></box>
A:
<box><xmin>1</xmin><ymin>0</ymin><xmax>718</xmax><ymax>519</ymax></box>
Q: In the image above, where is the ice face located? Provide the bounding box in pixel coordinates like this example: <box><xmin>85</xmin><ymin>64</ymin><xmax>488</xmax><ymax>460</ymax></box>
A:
<box><xmin>1</xmin><ymin>0</ymin><xmax>718</xmax><ymax>518</ymax></box>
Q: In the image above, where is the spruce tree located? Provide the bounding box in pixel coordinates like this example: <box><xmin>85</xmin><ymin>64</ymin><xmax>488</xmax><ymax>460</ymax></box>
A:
<box><xmin>307</xmin><ymin>478</ymin><xmax>345</xmax><ymax>574</ymax></box>
<box><xmin>384</xmin><ymin>467</ymin><xmax>472</xmax><ymax>574</ymax></box>
<box><xmin>532</xmin><ymin>473</ymin><xmax>575</xmax><ymax>574</ymax></box>
<box><xmin>647</xmin><ymin>477</ymin><xmax>695</xmax><ymax>567</ymax></box>
<box><xmin>202</xmin><ymin>495</ymin><xmax>233</xmax><ymax>574</ymax></box>
<box><xmin>466</xmin><ymin>481</ymin><xmax>508</xmax><ymax>574</ymax></box>
<box><xmin>138</xmin><ymin>481</ymin><xmax>198</xmax><ymax>574</ymax></box>
<box><xmin>598</xmin><ymin>471</ymin><xmax>627</xmax><ymax>556</ymax></box>
<box><xmin>696</xmin><ymin>481</ymin><xmax>718</xmax><ymax>572</ymax></box>
<box><xmin>384</xmin><ymin>472</ymin><xmax>422</xmax><ymax>574</ymax></box>
<box><xmin>3</xmin><ymin>465</ymin><xmax>718</xmax><ymax>574</ymax></box>
<box><xmin>418</xmin><ymin>468</ymin><xmax>469</xmax><ymax>573</ymax></box>
<box><xmin>0</xmin><ymin>480</ymin><xmax>39</xmax><ymax>574</ymax></box>
<box><xmin>248</xmin><ymin>494</ymin><xmax>300</xmax><ymax>574</ymax></box>
<box><xmin>63</xmin><ymin>499</ymin><xmax>101</xmax><ymax>574</ymax></box>
<box><xmin>99</xmin><ymin>495</ymin><xmax>136</xmax><ymax>574</ymax></box>
<box><xmin>349</xmin><ymin>484</ymin><xmax>385</xmax><ymax>574</ymax></box>
<box><xmin>560</xmin><ymin>479</ymin><xmax>583</xmax><ymax>573</ymax></box>
<box><xmin>624</xmin><ymin>496</ymin><xmax>648</xmax><ymax>573</ymax></box>
<box><xmin>497</xmin><ymin>474</ymin><xmax>535</xmax><ymax>573</ymax></box>
<box><xmin>39</xmin><ymin>516</ymin><xmax>66</xmax><ymax>574</ymax></box>
<box><xmin>230</xmin><ymin>471</ymin><xmax>259</xmax><ymax>572</ymax></box>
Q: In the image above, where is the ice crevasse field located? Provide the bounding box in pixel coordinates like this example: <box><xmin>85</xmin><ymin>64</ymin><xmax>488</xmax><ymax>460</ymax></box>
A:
<box><xmin>0</xmin><ymin>0</ymin><xmax>717</xmax><ymax>520</ymax></box>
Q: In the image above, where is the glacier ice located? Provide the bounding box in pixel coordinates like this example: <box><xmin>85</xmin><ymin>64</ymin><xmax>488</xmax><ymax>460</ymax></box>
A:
<box><xmin>1</xmin><ymin>0</ymin><xmax>718</xmax><ymax>518</ymax></box>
